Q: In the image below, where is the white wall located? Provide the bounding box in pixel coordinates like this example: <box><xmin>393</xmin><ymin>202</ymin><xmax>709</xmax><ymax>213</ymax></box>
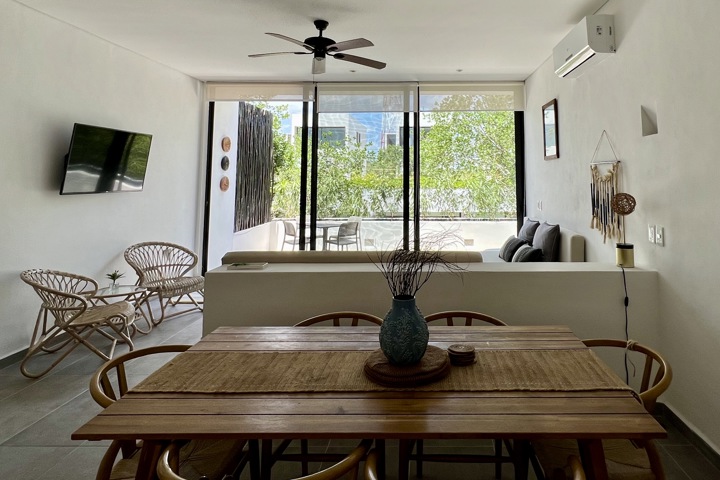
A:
<box><xmin>206</xmin><ymin>102</ymin><xmax>240</xmax><ymax>270</ymax></box>
<box><xmin>525</xmin><ymin>0</ymin><xmax>720</xmax><ymax>451</ymax></box>
<box><xmin>0</xmin><ymin>0</ymin><xmax>204</xmax><ymax>358</ymax></box>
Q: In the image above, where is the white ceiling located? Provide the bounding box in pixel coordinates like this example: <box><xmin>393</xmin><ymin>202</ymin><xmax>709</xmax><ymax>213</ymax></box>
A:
<box><xmin>16</xmin><ymin>0</ymin><xmax>608</xmax><ymax>83</ymax></box>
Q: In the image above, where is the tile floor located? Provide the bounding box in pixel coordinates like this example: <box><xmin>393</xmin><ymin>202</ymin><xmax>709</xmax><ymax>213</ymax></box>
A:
<box><xmin>1</xmin><ymin>310</ymin><xmax>718</xmax><ymax>479</ymax></box>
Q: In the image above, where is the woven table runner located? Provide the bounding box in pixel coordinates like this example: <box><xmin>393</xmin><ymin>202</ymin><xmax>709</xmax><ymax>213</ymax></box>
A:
<box><xmin>132</xmin><ymin>349</ymin><xmax>631</xmax><ymax>393</ymax></box>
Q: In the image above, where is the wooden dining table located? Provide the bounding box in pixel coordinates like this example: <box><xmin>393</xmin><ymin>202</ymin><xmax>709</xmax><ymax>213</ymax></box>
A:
<box><xmin>72</xmin><ymin>325</ymin><xmax>666</xmax><ymax>480</ymax></box>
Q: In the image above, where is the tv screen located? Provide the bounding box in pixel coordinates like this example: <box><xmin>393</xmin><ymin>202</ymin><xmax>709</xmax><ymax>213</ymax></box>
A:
<box><xmin>60</xmin><ymin>123</ymin><xmax>152</xmax><ymax>194</ymax></box>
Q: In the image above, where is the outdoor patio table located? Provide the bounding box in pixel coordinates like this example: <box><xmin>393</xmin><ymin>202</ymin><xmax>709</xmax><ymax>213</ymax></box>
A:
<box><xmin>72</xmin><ymin>325</ymin><xmax>666</xmax><ymax>480</ymax></box>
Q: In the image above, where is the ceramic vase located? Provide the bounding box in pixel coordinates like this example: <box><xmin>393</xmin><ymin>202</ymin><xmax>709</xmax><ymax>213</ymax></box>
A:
<box><xmin>379</xmin><ymin>295</ymin><xmax>429</xmax><ymax>365</ymax></box>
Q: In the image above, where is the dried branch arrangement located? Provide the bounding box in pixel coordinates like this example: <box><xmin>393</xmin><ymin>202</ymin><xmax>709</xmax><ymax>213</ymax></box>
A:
<box><xmin>373</xmin><ymin>232</ymin><xmax>465</xmax><ymax>298</ymax></box>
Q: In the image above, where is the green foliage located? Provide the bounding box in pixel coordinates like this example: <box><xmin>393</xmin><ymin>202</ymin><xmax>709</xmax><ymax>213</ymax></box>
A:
<box><xmin>268</xmin><ymin>98</ymin><xmax>516</xmax><ymax>220</ymax></box>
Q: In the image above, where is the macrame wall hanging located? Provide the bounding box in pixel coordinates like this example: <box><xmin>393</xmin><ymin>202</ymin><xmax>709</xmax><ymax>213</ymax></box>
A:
<box><xmin>590</xmin><ymin>130</ymin><xmax>622</xmax><ymax>243</ymax></box>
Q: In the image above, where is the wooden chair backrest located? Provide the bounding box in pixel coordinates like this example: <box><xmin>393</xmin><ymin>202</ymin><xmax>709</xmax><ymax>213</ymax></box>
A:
<box><xmin>90</xmin><ymin>344</ymin><xmax>191</xmax><ymax>408</ymax></box>
<box><xmin>295</xmin><ymin>311</ymin><xmax>383</xmax><ymax>327</ymax></box>
<box><xmin>582</xmin><ymin>338</ymin><xmax>672</xmax><ymax>413</ymax></box>
<box><xmin>424</xmin><ymin>310</ymin><xmax>507</xmax><ymax>326</ymax></box>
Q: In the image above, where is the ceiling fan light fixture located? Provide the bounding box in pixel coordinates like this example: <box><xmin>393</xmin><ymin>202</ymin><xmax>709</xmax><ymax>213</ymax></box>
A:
<box><xmin>312</xmin><ymin>56</ymin><xmax>326</xmax><ymax>74</ymax></box>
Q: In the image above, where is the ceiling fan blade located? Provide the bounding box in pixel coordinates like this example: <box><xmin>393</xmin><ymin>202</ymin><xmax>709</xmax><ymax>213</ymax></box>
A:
<box><xmin>248</xmin><ymin>51</ymin><xmax>310</xmax><ymax>58</ymax></box>
<box><xmin>312</xmin><ymin>57</ymin><xmax>326</xmax><ymax>74</ymax></box>
<box><xmin>327</xmin><ymin>38</ymin><xmax>373</xmax><ymax>52</ymax></box>
<box><xmin>332</xmin><ymin>53</ymin><xmax>386</xmax><ymax>70</ymax></box>
<box><xmin>266</xmin><ymin>32</ymin><xmax>312</xmax><ymax>50</ymax></box>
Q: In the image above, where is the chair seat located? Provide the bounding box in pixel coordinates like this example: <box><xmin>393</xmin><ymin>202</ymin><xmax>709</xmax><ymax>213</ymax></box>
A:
<box><xmin>327</xmin><ymin>236</ymin><xmax>356</xmax><ymax>246</ymax></box>
<box><xmin>144</xmin><ymin>276</ymin><xmax>205</xmax><ymax>297</ymax></box>
<box><xmin>72</xmin><ymin>302</ymin><xmax>136</xmax><ymax>327</ymax></box>
<box><xmin>109</xmin><ymin>439</ymin><xmax>248</xmax><ymax>480</ymax></box>
<box><xmin>533</xmin><ymin>438</ymin><xmax>655</xmax><ymax>480</ymax></box>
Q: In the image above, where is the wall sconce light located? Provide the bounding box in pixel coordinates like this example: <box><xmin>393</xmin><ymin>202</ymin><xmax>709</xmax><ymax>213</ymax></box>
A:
<box><xmin>612</xmin><ymin>193</ymin><xmax>636</xmax><ymax>268</ymax></box>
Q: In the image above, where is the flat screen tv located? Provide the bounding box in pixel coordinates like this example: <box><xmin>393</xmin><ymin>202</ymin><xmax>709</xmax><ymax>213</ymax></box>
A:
<box><xmin>60</xmin><ymin>123</ymin><xmax>152</xmax><ymax>194</ymax></box>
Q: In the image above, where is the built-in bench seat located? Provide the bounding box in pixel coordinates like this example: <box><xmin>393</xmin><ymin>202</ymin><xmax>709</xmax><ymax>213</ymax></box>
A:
<box><xmin>221</xmin><ymin>250</ymin><xmax>483</xmax><ymax>264</ymax></box>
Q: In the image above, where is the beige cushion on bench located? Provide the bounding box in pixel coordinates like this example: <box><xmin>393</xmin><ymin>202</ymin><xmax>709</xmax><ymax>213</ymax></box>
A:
<box><xmin>221</xmin><ymin>250</ymin><xmax>483</xmax><ymax>265</ymax></box>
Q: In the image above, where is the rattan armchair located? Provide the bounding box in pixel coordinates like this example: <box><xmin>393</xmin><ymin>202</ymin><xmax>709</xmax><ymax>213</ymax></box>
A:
<box><xmin>530</xmin><ymin>339</ymin><xmax>673</xmax><ymax>480</ymax></box>
<box><xmin>124</xmin><ymin>242</ymin><xmax>204</xmax><ymax>325</ymax></box>
<box><xmin>90</xmin><ymin>344</ymin><xmax>259</xmax><ymax>480</ymax></box>
<box><xmin>404</xmin><ymin>310</ymin><xmax>510</xmax><ymax>479</ymax></box>
<box><xmin>19</xmin><ymin>269</ymin><xmax>135</xmax><ymax>378</ymax></box>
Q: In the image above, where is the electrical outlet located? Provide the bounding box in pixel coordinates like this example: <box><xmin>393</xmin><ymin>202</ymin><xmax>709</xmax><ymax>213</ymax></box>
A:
<box><xmin>537</xmin><ymin>200</ymin><xmax>543</xmax><ymax>211</ymax></box>
<box><xmin>648</xmin><ymin>225</ymin><xmax>656</xmax><ymax>243</ymax></box>
<box><xmin>655</xmin><ymin>226</ymin><xmax>664</xmax><ymax>246</ymax></box>
<box><xmin>463</xmin><ymin>238</ymin><xmax>475</xmax><ymax>246</ymax></box>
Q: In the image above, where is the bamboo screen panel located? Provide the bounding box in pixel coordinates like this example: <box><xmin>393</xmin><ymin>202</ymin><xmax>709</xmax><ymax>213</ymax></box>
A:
<box><xmin>235</xmin><ymin>102</ymin><xmax>273</xmax><ymax>232</ymax></box>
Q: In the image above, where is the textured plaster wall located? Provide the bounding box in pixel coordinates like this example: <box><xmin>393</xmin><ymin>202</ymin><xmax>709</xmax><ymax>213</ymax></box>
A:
<box><xmin>525</xmin><ymin>0</ymin><xmax>720</xmax><ymax>452</ymax></box>
<box><xmin>0</xmin><ymin>0</ymin><xmax>204</xmax><ymax>358</ymax></box>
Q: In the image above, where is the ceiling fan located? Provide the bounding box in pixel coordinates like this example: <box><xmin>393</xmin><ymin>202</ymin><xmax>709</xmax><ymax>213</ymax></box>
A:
<box><xmin>248</xmin><ymin>19</ymin><xmax>386</xmax><ymax>74</ymax></box>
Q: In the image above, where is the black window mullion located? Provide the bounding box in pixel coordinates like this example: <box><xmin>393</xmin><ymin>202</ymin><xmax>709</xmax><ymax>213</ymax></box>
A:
<box><xmin>402</xmin><ymin>111</ymin><xmax>410</xmax><ymax>250</ymax></box>
<box><xmin>310</xmin><ymin>86</ymin><xmax>319</xmax><ymax>250</ymax></box>
<box><xmin>514</xmin><ymin>111</ymin><xmax>525</xmax><ymax>233</ymax></box>
<box><xmin>413</xmin><ymin>108</ymin><xmax>421</xmax><ymax>250</ymax></box>
<box><xmin>299</xmin><ymin>101</ymin><xmax>310</xmax><ymax>249</ymax></box>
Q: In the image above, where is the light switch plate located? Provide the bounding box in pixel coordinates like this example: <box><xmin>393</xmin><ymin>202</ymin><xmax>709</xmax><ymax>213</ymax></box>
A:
<box><xmin>655</xmin><ymin>226</ymin><xmax>664</xmax><ymax>246</ymax></box>
<box><xmin>648</xmin><ymin>225</ymin><xmax>656</xmax><ymax>243</ymax></box>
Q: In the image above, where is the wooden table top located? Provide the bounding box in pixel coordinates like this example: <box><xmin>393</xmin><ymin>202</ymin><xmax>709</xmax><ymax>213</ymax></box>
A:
<box><xmin>72</xmin><ymin>325</ymin><xmax>665</xmax><ymax>443</ymax></box>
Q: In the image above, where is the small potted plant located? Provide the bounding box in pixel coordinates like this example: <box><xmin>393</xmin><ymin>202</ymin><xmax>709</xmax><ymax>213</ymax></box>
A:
<box><xmin>106</xmin><ymin>270</ymin><xmax>125</xmax><ymax>289</ymax></box>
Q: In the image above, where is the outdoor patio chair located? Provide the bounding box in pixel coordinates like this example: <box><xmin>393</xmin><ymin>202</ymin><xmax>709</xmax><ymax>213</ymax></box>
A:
<box><xmin>282</xmin><ymin>221</ymin><xmax>310</xmax><ymax>250</ymax></box>
<box><xmin>90</xmin><ymin>344</ymin><xmax>260</xmax><ymax>480</ymax></box>
<box><xmin>19</xmin><ymin>269</ymin><xmax>135</xmax><ymax>378</ymax></box>
<box><xmin>326</xmin><ymin>219</ymin><xmax>361</xmax><ymax>250</ymax></box>
<box><xmin>530</xmin><ymin>339</ymin><xmax>672</xmax><ymax>480</ymax></box>
<box><xmin>124</xmin><ymin>241</ymin><xmax>204</xmax><ymax>325</ymax></box>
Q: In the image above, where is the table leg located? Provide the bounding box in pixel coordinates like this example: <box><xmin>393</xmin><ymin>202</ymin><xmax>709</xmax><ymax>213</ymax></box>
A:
<box><xmin>322</xmin><ymin>228</ymin><xmax>329</xmax><ymax>250</ymax></box>
<box><xmin>374</xmin><ymin>439</ymin><xmax>386</xmax><ymax>480</ymax></box>
<box><xmin>248</xmin><ymin>439</ymin><xmax>260</xmax><ymax>480</ymax></box>
<box><xmin>132</xmin><ymin>291</ymin><xmax>154</xmax><ymax>334</ymax></box>
<box><xmin>511</xmin><ymin>439</ymin><xmax>531</xmax><ymax>480</ymax></box>
<box><xmin>398</xmin><ymin>439</ymin><xmax>411</xmax><ymax>480</ymax></box>
<box><xmin>577</xmin><ymin>439</ymin><xmax>609</xmax><ymax>480</ymax></box>
<box><xmin>135</xmin><ymin>440</ymin><xmax>164</xmax><ymax>480</ymax></box>
<box><xmin>261</xmin><ymin>439</ymin><xmax>273</xmax><ymax>480</ymax></box>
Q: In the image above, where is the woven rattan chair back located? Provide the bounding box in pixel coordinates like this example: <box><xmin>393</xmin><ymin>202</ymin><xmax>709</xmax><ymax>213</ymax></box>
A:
<box><xmin>295</xmin><ymin>311</ymin><xmax>383</xmax><ymax>327</ymax></box>
<box><xmin>582</xmin><ymin>338</ymin><xmax>672</xmax><ymax>413</ymax></box>
<box><xmin>19</xmin><ymin>269</ymin><xmax>135</xmax><ymax>378</ymax></box>
<box><xmin>124</xmin><ymin>242</ymin><xmax>204</xmax><ymax>324</ymax></box>
<box><xmin>424</xmin><ymin>310</ymin><xmax>507</xmax><ymax>326</ymax></box>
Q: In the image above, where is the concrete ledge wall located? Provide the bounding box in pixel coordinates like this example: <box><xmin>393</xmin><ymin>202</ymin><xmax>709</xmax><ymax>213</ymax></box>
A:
<box><xmin>204</xmin><ymin>263</ymin><xmax>659</xmax><ymax>354</ymax></box>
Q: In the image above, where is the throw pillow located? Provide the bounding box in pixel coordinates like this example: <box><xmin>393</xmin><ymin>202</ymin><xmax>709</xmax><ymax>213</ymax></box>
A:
<box><xmin>533</xmin><ymin>222</ymin><xmax>561</xmax><ymax>261</ymax></box>
<box><xmin>498</xmin><ymin>236</ymin><xmax>527</xmax><ymax>262</ymax></box>
<box><xmin>512</xmin><ymin>247</ymin><xmax>544</xmax><ymax>262</ymax></box>
<box><xmin>518</xmin><ymin>218</ymin><xmax>541</xmax><ymax>244</ymax></box>
<box><xmin>511</xmin><ymin>244</ymin><xmax>532</xmax><ymax>262</ymax></box>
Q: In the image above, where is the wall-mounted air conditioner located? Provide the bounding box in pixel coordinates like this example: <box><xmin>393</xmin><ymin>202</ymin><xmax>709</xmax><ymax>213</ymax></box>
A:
<box><xmin>553</xmin><ymin>15</ymin><xmax>615</xmax><ymax>78</ymax></box>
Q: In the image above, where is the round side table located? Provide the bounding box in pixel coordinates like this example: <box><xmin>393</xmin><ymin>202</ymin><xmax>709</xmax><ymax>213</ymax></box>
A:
<box><xmin>91</xmin><ymin>285</ymin><xmax>152</xmax><ymax>335</ymax></box>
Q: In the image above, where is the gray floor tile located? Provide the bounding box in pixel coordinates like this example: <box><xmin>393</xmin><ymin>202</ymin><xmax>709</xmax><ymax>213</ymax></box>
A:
<box><xmin>662</xmin><ymin>445</ymin><xmax>720</xmax><ymax>480</ymax></box>
<box><xmin>4</xmin><ymin>391</ymin><xmax>103</xmax><ymax>446</ymax></box>
<box><xmin>38</xmin><ymin>446</ymin><xmax>107</xmax><ymax>480</ymax></box>
<box><xmin>0</xmin><ymin>446</ymin><xmax>76</xmax><ymax>478</ymax></box>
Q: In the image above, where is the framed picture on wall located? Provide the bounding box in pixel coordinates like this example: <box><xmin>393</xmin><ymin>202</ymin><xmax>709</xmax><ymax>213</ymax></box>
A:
<box><xmin>542</xmin><ymin>99</ymin><xmax>559</xmax><ymax>160</ymax></box>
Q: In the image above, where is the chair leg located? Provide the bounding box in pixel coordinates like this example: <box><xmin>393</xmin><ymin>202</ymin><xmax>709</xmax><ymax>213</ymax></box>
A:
<box><xmin>494</xmin><ymin>438</ymin><xmax>502</xmax><ymax>479</ymax></box>
<box><xmin>301</xmin><ymin>439</ymin><xmax>309</xmax><ymax>476</ymax></box>
<box><xmin>416</xmin><ymin>439</ymin><xmax>423</xmax><ymax>477</ymax></box>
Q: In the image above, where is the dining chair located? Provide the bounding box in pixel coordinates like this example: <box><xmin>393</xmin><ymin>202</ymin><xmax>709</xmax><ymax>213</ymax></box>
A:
<box><xmin>404</xmin><ymin>310</ymin><xmax>510</xmax><ymax>479</ymax></box>
<box><xmin>326</xmin><ymin>220</ymin><xmax>361</xmax><ymax>250</ymax></box>
<box><xmin>282</xmin><ymin>220</ymin><xmax>310</xmax><ymax>250</ymax></box>
<box><xmin>294</xmin><ymin>311</ymin><xmax>383</xmax><ymax>327</ymax></box>
<box><xmin>124</xmin><ymin>241</ymin><xmax>204</xmax><ymax>325</ymax></box>
<box><xmin>90</xmin><ymin>344</ymin><xmax>259</xmax><ymax>480</ymax></box>
<box><xmin>158</xmin><ymin>439</ymin><xmax>373</xmax><ymax>480</ymax></box>
<box><xmin>18</xmin><ymin>269</ymin><xmax>135</xmax><ymax>378</ymax></box>
<box><xmin>269</xmin><ymin>314</ymin><xmax>381</xmax><ymax>476</ymax></box>
<box><xmin>530</xmin><ymin>339</ymin><xmax>672</xmax><ymax>480</ymax></box>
